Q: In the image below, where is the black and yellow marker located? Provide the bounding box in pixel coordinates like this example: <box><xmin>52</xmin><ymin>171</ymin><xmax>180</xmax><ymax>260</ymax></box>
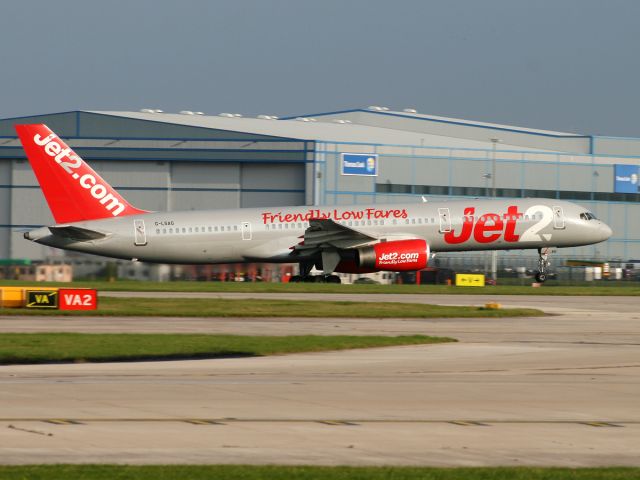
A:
<box><xmin>26</xmin><ymin>290</ymin><xmax>59</xmax><ymax>309</ymax></box>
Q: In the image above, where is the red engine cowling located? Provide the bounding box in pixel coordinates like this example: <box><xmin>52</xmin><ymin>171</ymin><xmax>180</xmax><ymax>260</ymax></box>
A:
<box><xmin>356</xmin><ymin>239</ymin><xmax>429</xmax><ymax>272</ymax></box>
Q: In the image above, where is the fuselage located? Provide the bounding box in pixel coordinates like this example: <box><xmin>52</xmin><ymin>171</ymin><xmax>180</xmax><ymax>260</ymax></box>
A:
<box><xmin>26</xmin><ymin>198</ymin><xmax>612</xmax><ymax>265</ymax></box>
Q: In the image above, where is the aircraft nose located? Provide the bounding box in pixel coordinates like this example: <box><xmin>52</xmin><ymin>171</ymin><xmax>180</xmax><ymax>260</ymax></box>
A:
<box><xmin>599</xmin><ymin>223</ymin><xmax>613</xmax><ymax>241</ymax></box>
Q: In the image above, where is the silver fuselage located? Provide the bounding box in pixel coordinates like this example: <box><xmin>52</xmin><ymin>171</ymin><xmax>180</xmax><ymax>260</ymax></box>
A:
<box><xmin>25</xmin><ymin>199</ymin><xmax>612</xmax><ymax>265</ymax></box>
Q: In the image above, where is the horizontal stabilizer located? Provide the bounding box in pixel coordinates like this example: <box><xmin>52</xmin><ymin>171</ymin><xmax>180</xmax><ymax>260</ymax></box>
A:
<box><xmin>48</xmin><ymin>226</ymin><xmax>107</xmax><ymax>241</ymax></box>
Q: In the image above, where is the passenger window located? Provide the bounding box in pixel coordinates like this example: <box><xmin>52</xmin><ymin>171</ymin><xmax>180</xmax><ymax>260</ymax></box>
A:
<box><xmin>155</xmin><ymin>229</ymin><xmax>160</xmax><ymax>234</ymax></box>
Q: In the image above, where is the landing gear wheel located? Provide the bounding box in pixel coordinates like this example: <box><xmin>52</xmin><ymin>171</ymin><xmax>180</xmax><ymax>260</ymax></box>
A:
<box><xmin>325</xmin><ymin>274</ymin><xmax>341</xmax><ymax>284</ymax></box>
<box><xmin>289</xmin><ymin>275</ymin><xmax>301</xmax><ymax>283</ymax></box>
<box><xmin>535</xmin><ymin>248</ymin><xmax>551</xmax><ymax>284</ymax></box>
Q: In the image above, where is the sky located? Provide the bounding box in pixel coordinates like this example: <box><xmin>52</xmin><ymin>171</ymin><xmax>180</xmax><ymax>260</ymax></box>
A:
<box><xmin>1</xmin><ymin>0</ymin><xmax>639</xmax><ymax>136</ymax></box>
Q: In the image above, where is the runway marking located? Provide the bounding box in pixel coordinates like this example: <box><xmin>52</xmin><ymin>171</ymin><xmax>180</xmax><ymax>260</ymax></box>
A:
<box><xmin>581</xmin><ymin>421</ymin><xmax>623</xmax><ymax>428</ymax></box>
<box><xmin>7</xmin><ymin>424</ymin><xmax>53</xmax><ymax>436</ymax></box>
<box><xmin>184</xmin><ymin>419</ymin><xmax>225</xmax><ymax>425</ymax></box>
<box><xmin>449</xmin><ymin>420</ymin><xmax>489</xmax><ymax>426</ymax></box>
<box><xmin>0</xmin><ymin>418</ymin><xmax>637</xmax><ymax>426</ymax></box>
<box><xmin>44</xmin><ymin>419</ymin><xmax>83</xmax><ymax>425</ymax></box>
<box><xmin>318</xmin><ymin>420</ymin><xmax>359</xmax><ymax>426</ymax></box>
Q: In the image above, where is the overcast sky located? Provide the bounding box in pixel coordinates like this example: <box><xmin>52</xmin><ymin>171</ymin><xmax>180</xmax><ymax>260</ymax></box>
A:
<box><xmin>1</xmin><ymin>0</ymin><xmax>639</xmax><ymax>136</ymax></box>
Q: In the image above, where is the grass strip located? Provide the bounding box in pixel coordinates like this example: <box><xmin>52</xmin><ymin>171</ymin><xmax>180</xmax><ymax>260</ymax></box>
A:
<box><xmin>0</xmin><ymin>333</ymin><xmax>454</xmax><ymax>364</ymax></box>
<box><xmin>0</xmin><ymin>297</ymin><xmax>544</xmax><ymax>318</ymax></box>
<box><xmin>0</xmin><ymin>465</ymin><xmax>636</xmax><ymax>480</ymax></box>
<box><xmin>1</xmin><ymin>279</ymin><xmax>639</xmax><ymax>295</ymax></box>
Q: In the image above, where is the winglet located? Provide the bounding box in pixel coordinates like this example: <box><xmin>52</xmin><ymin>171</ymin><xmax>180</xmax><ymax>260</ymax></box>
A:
<box><xmin>15</xmin><ymin>124</ymin><xmax>148</xmax><ymax>224</ymax></box>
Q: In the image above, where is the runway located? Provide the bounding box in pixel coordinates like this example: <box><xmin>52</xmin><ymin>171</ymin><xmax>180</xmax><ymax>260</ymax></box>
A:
<box><xmin>1</xmin><ymin>293</ymin><xmax>639</xmax><ymax>466</ymax></box>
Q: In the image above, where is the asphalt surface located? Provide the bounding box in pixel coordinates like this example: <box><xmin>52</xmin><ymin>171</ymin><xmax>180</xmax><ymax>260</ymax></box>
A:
<box><xmin>0</xmin><ymin>292</ymin><xmax>638</xmax><ymax>466</ymax></box>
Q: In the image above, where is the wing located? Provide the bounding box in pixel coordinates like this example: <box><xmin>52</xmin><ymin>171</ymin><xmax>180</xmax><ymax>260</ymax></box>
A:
<box><xmin>293</xmin><ymin>218</ymin><xmax>376</xmax><ymax>254</ymax></box>
<box><xmin>291</xmin><ymin>218</ymin><xmax>378</xmax><ymax>273</ymax></box>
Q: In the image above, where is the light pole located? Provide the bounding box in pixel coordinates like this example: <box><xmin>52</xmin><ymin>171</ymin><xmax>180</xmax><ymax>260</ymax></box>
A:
<box><xmin>490</xmin><ymin>138</ymin><xmax>500</xmax><ymax>283</ymax></box>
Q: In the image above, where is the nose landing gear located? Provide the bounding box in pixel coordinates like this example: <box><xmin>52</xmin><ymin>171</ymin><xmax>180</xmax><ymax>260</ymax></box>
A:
<box><xmin>535</xmin><ymin>248</ymin><xmax>550</xmax><ymax>283</ymax></box>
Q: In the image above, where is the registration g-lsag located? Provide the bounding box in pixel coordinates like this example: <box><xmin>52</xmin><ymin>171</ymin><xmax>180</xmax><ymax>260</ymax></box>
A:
<box><xmin>15</xmin><ymin>124</ymin><xmax>611</xmax><ymax>284</ymax></box>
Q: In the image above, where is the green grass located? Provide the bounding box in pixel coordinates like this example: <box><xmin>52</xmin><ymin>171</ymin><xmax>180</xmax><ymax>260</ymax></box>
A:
<box><xmin>0</xmin><ymin>465</ymin><xmax>636</xmax><ymax>480</ymax></box>
<box><xmin>0</xmin><ymin>333</ymin><xmax>454</xmax><ymax>364</ymax></box>
<box><xmin>1</xmin><ymin>279</ymin><xmax>639</xmax><ymax>295</ymax></box>
<box><xmin>0</xmin><ymin>297</ymin><xmax>544</xmax><ymax>318</ymax></box>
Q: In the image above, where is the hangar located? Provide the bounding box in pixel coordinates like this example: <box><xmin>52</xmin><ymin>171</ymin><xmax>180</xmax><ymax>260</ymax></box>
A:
<box><xmin>0</xmin><ymin>107</ymin><xmax>638</xmax><ymax>273</ymax></box>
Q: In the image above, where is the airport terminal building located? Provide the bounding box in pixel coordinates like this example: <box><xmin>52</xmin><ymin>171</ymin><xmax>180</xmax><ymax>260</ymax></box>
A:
<box><xmin>0</xmin><ymin>107</ymin><xmax>639</xmax><ymax>274</ymax></box>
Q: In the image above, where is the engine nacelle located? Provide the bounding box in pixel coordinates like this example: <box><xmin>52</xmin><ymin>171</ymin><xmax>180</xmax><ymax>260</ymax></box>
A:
<box><xmin>356</xmin><ymin>239</ymin><xmax>429</xmax><ymax>272</ymax></box>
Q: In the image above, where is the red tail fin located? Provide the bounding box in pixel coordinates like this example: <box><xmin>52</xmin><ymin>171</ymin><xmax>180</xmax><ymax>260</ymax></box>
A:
<box><xmin>15</xmin><ymin>124</ymin><xmax>148</xmax><ymax>224</ymax></box>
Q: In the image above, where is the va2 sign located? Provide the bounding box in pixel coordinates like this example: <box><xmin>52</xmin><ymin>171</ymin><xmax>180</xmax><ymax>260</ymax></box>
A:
<box><xmin>59</xmin><ymin>289</ymin><xmax>98</xmax><ymax>310</ymax></box>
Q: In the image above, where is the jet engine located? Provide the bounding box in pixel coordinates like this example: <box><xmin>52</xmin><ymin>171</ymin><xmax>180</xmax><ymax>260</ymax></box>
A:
<box><xmin>334</xmin><ymin>239</ymin><xmax>429</xmax><ymax>273</ymax></box>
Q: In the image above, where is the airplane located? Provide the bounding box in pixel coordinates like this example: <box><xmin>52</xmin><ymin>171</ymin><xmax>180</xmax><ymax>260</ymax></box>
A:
<box><xmin>16</xmin><ymin>124</ymin><xmax>612</xmax><ymax>284</ymax></box>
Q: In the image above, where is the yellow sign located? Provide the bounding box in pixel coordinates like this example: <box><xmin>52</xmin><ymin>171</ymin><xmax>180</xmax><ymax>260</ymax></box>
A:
<box><xmin>455</xmin><ymin>274</ymin><xmax>485</xmax><ymax>287</ymax></box>
<box><xmin>26</xmin><ymin>290</ymin><xmax>59</xmax><ymax>309</ymax></box>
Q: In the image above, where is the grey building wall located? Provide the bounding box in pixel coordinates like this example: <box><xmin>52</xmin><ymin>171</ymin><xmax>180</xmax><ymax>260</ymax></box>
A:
<box><xmin>1</xmin><ymin>110</ymin><xmax>639</xmax><ymax>266</ymax></box>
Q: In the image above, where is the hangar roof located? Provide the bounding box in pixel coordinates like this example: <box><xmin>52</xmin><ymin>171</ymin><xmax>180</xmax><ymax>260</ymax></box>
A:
<box><xmin>283</xmin><ymin>107</ymin><xmax>584</xmax><ymax>137</ymax></box>
<box><xmin>1</xmin><ymin>108</ymin><xmax>639</xmax><ymax>156</ymax></box>
<box><xmin>91</xmin><ymin>110</ymin><xmax>514</xmax><ymax>149</ymax></box>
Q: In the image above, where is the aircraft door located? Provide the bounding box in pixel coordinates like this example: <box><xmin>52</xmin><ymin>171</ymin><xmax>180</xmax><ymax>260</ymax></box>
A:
<box><xmin>241</xmin><ymin>221</ymin><xmax>252</xmax><ymax>240</ymax></box>
<box><xmin>552</xmin><ymin>206</ymin><xmax>565</xmax><ymax>229</ymax></box>
<box><xmin>134</xmin><ymin>219</ymin><xmax>147</xmax><ymax>246</ymax></box>
<box><xmin>438</xmin><ymin>208</ymin><xmax>451</xmax><ymax>233</ymax></box>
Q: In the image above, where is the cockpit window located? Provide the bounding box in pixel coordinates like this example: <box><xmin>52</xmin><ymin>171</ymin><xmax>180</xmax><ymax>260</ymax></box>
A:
<box><xmin>580</xmin><ymin>212</ymin><xmax>598</xmax><ymax>221</ymax></box>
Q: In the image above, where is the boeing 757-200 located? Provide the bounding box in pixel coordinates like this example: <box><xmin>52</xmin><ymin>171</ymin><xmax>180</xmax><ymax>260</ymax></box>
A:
<box><xmin>16</xmin><ymin>124</ymin><xmax>612</xmax><ymax>283</ymax></box>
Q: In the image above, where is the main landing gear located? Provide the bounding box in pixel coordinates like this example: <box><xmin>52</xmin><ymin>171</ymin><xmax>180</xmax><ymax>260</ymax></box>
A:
<box><xmin>535</xmin><ymin>248</ymin><xmax>550</xmax><ymax>283</ymax></box>
<box><xmin>289</xmin><ymin>261</ymin><xmax>342</xmax><ymax>284</ymax></box>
